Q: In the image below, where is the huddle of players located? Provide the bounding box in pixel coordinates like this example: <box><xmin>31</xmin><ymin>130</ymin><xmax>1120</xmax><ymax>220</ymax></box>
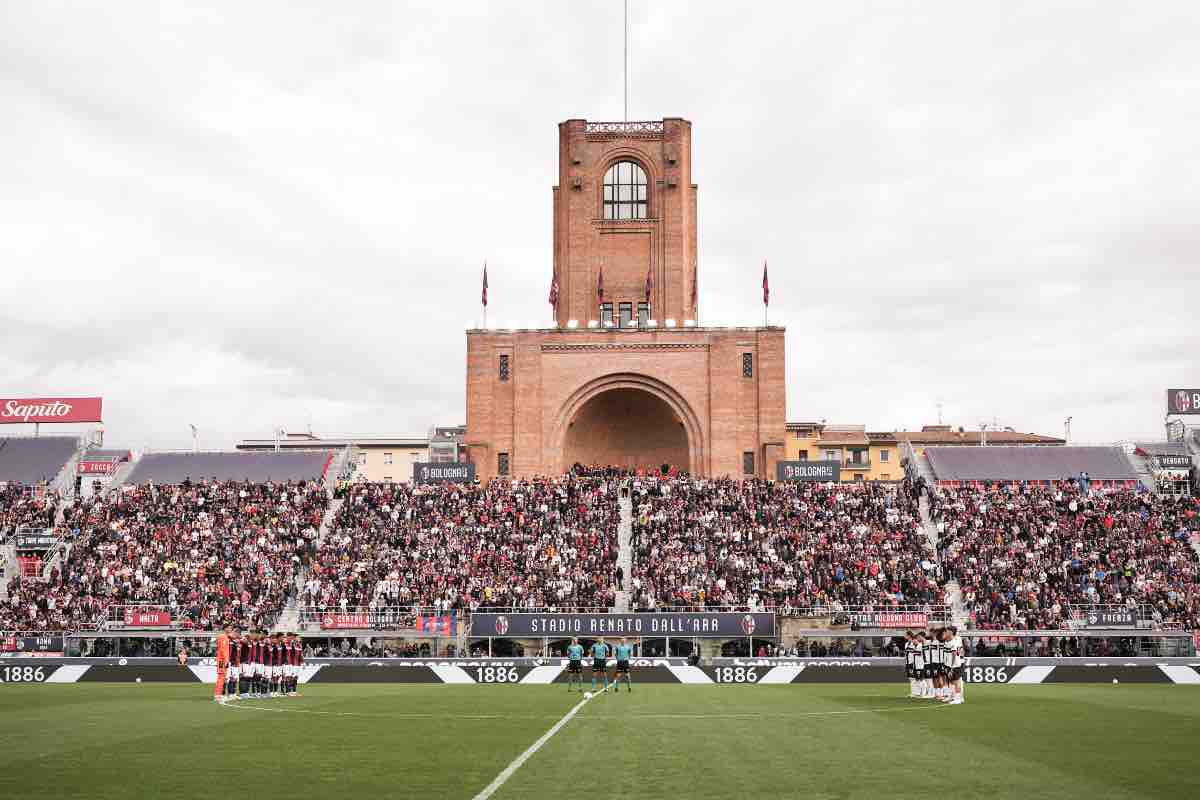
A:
<box><xmin>564</xmin><ymin>636</ymin><xmax>633</xmax><ymax>693</ymax></box>
<box><xmin>904</xmin><ymin>627</ymin><xmax>964</xmax><ymax>705</ymax></box>
<box><xmin>215</xmin><ymin>627</ymin><xmax>305</xmax><ymax>702</ymax></box>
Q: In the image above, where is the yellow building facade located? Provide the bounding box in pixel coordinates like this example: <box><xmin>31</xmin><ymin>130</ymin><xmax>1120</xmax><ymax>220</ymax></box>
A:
<box><xmin>784</xmin><ymin>424</ymin><xmax>900</xmax><ymax>482</ymax></box>
<box><xmin>785</xmin><ymin>423</ymin><xmax>1065</xmax><ymax>482</ymax></box>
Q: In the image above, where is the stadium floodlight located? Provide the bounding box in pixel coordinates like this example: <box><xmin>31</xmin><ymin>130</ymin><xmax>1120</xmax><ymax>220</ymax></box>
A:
<box><xmin>646</xmin><ymin>319</ymin><xmax>658</xmax><ymax>327</ymax></box>
<box><xmin>567</xmin><ymin>319</ymin><xmax>579</xmax><ymax>329</ymax></box>
<box><xmin>664</xmin><ymin>318</ymin><xmax>676</xmax><ymax>327</ymax></box>
<box><xmin>683</xmin><ymin>319</ymin><xmax>696</xmax><ymax>327</ymax></box>
<box><xmin>587</xmin><ymin>320</ymin><xmax>598</xmax><ymax>329</ymax></box>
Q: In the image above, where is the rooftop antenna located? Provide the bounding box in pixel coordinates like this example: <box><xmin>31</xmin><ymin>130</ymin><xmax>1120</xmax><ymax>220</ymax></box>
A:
<box><xmin>624</xmin><ymin>0</ymin><xmax>629</xmax><ymax>122</ymax></box>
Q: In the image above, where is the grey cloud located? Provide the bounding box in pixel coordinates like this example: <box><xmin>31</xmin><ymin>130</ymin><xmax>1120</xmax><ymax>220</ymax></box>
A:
<box><xmin>1</xmin><ymin>1</ymin><xmax>1197</xmax><ymax>450</ymax></box>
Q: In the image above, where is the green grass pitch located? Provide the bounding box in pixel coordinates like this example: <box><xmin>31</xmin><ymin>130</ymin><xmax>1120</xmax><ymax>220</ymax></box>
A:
<box><xmin>1</xmin><ymin>683</ymin><xmax>1197</xmax><ymax>799</ymax></box>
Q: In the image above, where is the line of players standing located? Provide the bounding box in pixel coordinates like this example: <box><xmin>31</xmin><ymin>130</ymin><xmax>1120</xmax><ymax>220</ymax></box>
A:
<box><xmin>904</xmin><ymin>627</ymin><xmax>965</xmax><ymax>705</ymax></box>
<box><xmin>214</xmin><ymin>627</ymin><xmax>305</xmax><ymax>703</ymax></box>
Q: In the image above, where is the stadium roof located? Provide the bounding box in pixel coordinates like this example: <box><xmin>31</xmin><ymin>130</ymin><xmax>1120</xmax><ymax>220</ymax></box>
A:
<box><xmin>896</xmin><ymin>427</ymin><xmax>1064</xmax><ymax>446</ymax></box>
<box><xmin>0</xmin><ymin>436</ymin><xmax>78</xmax><ymax>484</ymax></box>
<box><xmin>786</xmin><ymin>423</ymin><xmax>1062</xmax><ymax>447</ymax></box>
<box><xmin>925</xmin><ymin>446</ymin><xmax>1137</xmax><ymax>482</ymax></box>
<box><xmin>237</xmin><ymin>433</ymin><xmax>428</xmax><ymax>450</ymax></box>
<box><xmin>126</xmin><ymin>451</ymin><xmax>331</xmax><ymax>484</ymax></box>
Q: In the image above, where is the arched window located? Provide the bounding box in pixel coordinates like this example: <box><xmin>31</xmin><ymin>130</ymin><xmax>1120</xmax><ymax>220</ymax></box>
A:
<box><xmin>602</xmin><ymin>161</ymin><xmax>648</xmax><ymax>220</ymax></box>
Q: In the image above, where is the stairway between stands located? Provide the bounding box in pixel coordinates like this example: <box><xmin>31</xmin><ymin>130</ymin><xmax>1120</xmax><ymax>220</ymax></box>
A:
<box><xmin>919</xmin><ymin>491</ymin><xmax>969</xmax><ymax>628</ymax></box>
<box><xmin>614</xmin><ymin>491</ymin><xmax>633</xmax><ymax>612</ymax></box>
<box><xmin>276</xmin><ymin>496</ymin><xmax>344</xmax><ymax>633</ymax></box>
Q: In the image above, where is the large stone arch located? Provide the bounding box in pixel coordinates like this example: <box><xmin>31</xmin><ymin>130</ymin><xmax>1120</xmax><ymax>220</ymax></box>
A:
<box><xmin>552</xmin><ymin>373</ymin><xmax>705</xmax><ymax>474</ymax></box>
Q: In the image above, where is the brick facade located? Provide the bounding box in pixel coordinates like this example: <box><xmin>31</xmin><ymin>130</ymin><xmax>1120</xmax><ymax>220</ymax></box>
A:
<box><xmin>465</xmin><ymin>119</ymin><xmax>786</xmax><ymax>480</ymax></box>
<box><xmin>553</xmin><ymin>118</ymin><xmax>697</xmax><ymax>326</ymax></box>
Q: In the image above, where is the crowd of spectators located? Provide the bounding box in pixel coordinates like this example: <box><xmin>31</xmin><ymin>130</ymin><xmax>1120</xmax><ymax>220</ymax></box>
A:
<box><xmin>2</xmin><ymin>479</ymin><xmax>328</xmax><ymax>632</ymax></box>
<box><xmin>934</xmin><ymin>481</ymin><xmax>1200</xmax><ymax>629</ymax></box>
<box><xmin>6</xmin><ymin>466</ymin><xmax>1199</xmax><ymax>641</ymax></box>
<box><xmin>302</xmin><ymin>477</ymin><xmax>620</xmax><ymax>614</ymax></box>
<box><xmin>0</xmin><ymin>483</ymin><xmax>59</xmax><ymax>536</ymax></box>
<box><xmin>630</xmin><ymin>478</ymin><xmax>941</xmax><ymax>611</ymax></box>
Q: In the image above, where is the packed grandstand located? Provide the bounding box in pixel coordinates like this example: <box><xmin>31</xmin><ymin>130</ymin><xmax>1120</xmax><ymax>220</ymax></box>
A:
<box><xmin>1</xmin><ymin>433</ymin><xmax>1198</xmax><ymax>638</ymax></box>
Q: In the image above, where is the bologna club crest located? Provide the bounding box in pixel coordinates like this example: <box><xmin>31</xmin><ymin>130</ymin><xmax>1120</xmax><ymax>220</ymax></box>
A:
<box><xmin>1177</xmin><ymin>390</ymin><xmax>1191</xmax><ymax>412</ymax></box>
<box><xmin>740</xmin><ymin>614</ymin><xmax>756</xmax><ymax>636</ymax></box>
<box><xmin>494</xmin><ymin>616</ymin><xmax>510</xmax><ymax>636</ymax></box>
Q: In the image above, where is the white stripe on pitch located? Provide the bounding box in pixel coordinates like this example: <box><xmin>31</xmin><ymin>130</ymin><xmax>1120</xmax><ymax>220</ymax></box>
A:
<box><xmin>757</xmin><ymin>665</ymin><xmax>803</xmax><ymax>684</ymax></box>
<box><xmin>471</xmin><ymin>693</ymin><xmax>593</xmax><ymax>800</ymax></box>
<box><xmin>1007</xmin><ymin>666</ymin><xmax>1054</xmax><ymax>684</ymax></box>
<box><xmin>297</xmin><ymin>664</ymin><xmax>324</xmax><ymax>684</ymax></box>
<box><xmin>430</xmin><ymin>664</ymin><xmax>476</xmax><ymax>684</ymax></box>
<box><xmin>520</xmin><ymin>665</ymin><xmax>565</xmax><ymax>684</ymax></box>
<box><xmin>1158</xmin><ymin>665</ymin><xmax>1200</xmax><ymax>684</ymax></box>
<box><xmin>44</xmin><ymin>665</ymin><xmax>90</xmax><ymax>683</ymax></box>
<box><xmin>189</xmin><ymin>666</ymin><xmax>217</xmax><ymax>684</ymax></box>
<box><xmin>667</xmin><ymin>665</ymin><xmax>713</xmax><ymax>684</ymax></box>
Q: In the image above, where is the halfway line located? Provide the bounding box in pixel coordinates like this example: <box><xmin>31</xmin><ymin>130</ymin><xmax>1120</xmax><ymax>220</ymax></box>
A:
<box><xmin>471</xmin><ymin>693</ymin><xmax>593</xmax><ymax>800</ymax></box>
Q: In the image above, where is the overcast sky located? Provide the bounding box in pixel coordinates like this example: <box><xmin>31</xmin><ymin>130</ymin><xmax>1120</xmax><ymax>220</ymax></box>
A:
<box><xmin>2</xmin><ymin>1</ymin><xmax>1198</xmax><ymax>451</ymax></box>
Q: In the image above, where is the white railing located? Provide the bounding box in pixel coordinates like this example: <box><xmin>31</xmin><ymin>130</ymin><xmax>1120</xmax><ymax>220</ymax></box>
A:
<box><xmin>585</xmin><ymin>120</ymin><xmax>664</xmax><ymax>135</ymax></box>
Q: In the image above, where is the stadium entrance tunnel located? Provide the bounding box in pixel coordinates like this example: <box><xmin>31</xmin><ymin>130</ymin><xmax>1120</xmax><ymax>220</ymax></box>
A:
<box><xmin>562</xmin><ymin>386</ymin><xmax>690</xmax><ymax>474</ymax></box>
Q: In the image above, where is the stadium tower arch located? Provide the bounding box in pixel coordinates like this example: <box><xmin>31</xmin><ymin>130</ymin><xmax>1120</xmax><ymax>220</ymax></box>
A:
<box><xmin>465</xmin><ymin>118</ymin><xmax>786</xmax><ymax>479</ymax></box>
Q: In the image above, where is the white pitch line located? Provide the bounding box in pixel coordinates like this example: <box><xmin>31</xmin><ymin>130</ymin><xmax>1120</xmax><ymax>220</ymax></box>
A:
<box><xmin>471</xmin><ymin>693</ymin><xmax>593</xmax><ymax>800</ymax></box>
<box><xmin>222</xmin><ymin>703</ymin><xmax>507</xmax><ymax>720</ymax></box>
<box><xmin>593</xmin><ymin>705</ymin><xmax>953</xmax><ymax>720</ymax></box>
<box><xmin>219</xmin><ymin>700</ymin><xmax>950</xmax><ymax>723</ymax></box>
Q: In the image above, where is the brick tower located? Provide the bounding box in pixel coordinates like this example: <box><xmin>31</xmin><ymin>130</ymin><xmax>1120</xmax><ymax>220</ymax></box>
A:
<box><xmin>465</xmin><ymin>118</ymin><xmax>785</xmax><ymax>481</ymax></box>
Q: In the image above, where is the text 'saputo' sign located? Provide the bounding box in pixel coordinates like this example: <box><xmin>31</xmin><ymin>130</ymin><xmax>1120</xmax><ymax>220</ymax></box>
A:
<box><xmin>0</xmin><ymin>397</ymin><xmax>103</xmax><ymax>424</ymax></box>
<box><xmin>470</xmin><ymin>612</ymin><xmax>776</xmax><ymax>639</ymax></box>
<box><xmin>413</xmin><ymin>462</ymin><xmax>476</xmax><ymax>484</ymax></box>
<box><xmin>776</xmin><ymin>460</ymin><xmax>841</xmax><ymax>482</ymax></box>
<box><xmin>320</xmin><ymin>613</ymin><xmax>371</xmax><ymax>630</ymax></box>
<box><xmin>1167</xmin><ymin>389</ymin><xmax>1200</xmax><ymax>416</ymax></box>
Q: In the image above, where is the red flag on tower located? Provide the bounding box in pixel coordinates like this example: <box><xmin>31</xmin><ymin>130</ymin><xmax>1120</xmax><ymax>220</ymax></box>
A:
<box><xmin>762</xmin><ymin>260</ymin><xmax>769</xmax><ymax>307</ymax></box>
<box><xmin>690</xmin><ymin>259</ymin><xmax>698</xmax><ymax>309</ymax></box>
<box><xmin>645</xmin><ymin>266</ymin><xmax>653</xmax><ymax>303</ymax></box>
<box><xmin>597</xmin><ymin>267</ymin><xmax>605</xmax><ymax>304</ymax></box>
<box><xmin>481</xmin><ymin>262</ymin><xmax>489</xmax><ymax>307</ymax></box>
<box><xmin>549</xmin><ymin>272</ymin><xmax>559</xmax><ymax>308</ymax></box>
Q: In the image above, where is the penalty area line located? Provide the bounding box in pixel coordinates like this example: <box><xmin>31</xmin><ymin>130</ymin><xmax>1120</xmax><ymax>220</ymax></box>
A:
<box><xmin>471</xmin><ymin>692</ymin><xmax>593</xmax><ymax>800</ymax></box>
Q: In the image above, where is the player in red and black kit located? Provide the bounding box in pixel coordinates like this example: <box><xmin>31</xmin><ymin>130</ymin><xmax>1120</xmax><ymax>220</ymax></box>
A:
<box><xmin>237</xmin><ymin>631</ymin><xmax>254</xmax><ymax>698</ymax></box>
<box><xmin>286</xmin><ymin>632</ymin><xmax>303</xmax><ymax>697</ymax></box>
<box><xmin>253</xmin><ymin>631</ymin><xmax>267</xmax><ymax>697</ymax></box>
<box><xmin>271</xmin><ymin>633</ymin><xmax>285</xmax><ymax>696</ymax></box>
<box><xmin>265</xmin><ymin>633</ymin><xmax>277</xmax><ymax>697</ymax></box>
<box><xmin>224</xmin><ymin>626</ymin><xmax>241</xmax><ymax>701</ymax></box>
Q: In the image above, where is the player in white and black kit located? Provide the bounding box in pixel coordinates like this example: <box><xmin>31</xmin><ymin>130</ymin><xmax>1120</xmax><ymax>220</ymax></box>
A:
<box><xmin>928</xmin><ymin>628</ymin><xmax>945</xmax><ymax>701</ymax></box>
<box><xmin>904</xmin><ymin>631</ymin><xmax>918</xmax><ymax>698</ymax></box>
<box><xmin>912</xmin><ymin>631</ymin><xmax>928</xmax><ymax>698</ymax></box>
<box><xmin>942</xmin><ymin>627</ymin><xmax>965</xmax><ymax>705</ymax></box>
